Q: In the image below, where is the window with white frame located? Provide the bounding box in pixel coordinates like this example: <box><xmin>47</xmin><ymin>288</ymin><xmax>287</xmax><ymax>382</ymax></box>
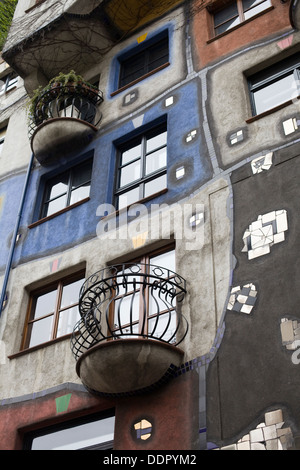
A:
<box><xmin>115</xmin><ymin>122</ymin><xmax>167</xmax><ymax>210</ymax></box>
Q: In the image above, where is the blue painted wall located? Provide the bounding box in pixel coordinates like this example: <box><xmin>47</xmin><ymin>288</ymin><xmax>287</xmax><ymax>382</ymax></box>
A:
<box><xmin>0</xmin><ymin>78</ymin><xmax>212</xmax><ymax>268</ymax></box>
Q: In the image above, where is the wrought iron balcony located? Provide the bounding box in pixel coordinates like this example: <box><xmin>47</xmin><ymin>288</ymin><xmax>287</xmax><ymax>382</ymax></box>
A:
<box><xmin>29</xmin><ymin>85</ymin><xmax>103</xmax><ymax>164</ymax></box>
<box><xmin>71</xmin><ymin>263</ymin><xmax>188</xmax><ymax>396</ymax></box>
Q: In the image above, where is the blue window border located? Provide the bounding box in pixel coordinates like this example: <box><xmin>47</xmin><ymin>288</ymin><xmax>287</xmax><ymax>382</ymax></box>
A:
<box><xmin>108</xmin><ymin>24</ymin><xmax>173</xmax><ymax>97</ymax></box>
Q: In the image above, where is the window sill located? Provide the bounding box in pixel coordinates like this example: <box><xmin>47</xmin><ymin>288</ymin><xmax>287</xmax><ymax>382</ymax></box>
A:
<box><xmin>246</xmin><ymin>96</ymin><xmax>299</xmax><ymax>123</ymax></box>
<box><xmin>28</xmin><ymin>197</ymin><xmax>90</xmax><ymax>229</ymax></box>
<box><xmin>111</xmin><ymin>62</ymin><xmax>170</xmax><ymax>97</ymax></box>
<box><xmin>8</xmin><ymin>333</ymin><xmax>74</xmax><ymax>359</ymax></box>
<box><xmin>206</xmin><ymin>6</ymin><xmax>274</xmax><ymax>44</ymax></box>
<box><xmin>105</xmin><ymin>188</ymin><xmax>168</xmax><ymax>221</ymax></box>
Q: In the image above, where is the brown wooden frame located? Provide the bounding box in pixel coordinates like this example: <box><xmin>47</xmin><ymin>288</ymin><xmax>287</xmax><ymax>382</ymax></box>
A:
<box><xmin>21</xmin><ymin>270</ymin><xmax>85</xmax><ymax>351</ymax></box>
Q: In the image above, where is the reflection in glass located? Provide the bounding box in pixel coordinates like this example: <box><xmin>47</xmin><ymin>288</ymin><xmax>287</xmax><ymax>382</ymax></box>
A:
<box><xmin>29</xmin><ymin>316</ymin><xmax>53</xmax><ymax>348</ymax></box>
<box><xmin>253</xmin><ymin>74</ymin><xmax>296</xmax><ymax>115</ymax></box>
<box><xmin>144</xmin><ymin>174</ymin><xmax>167</xmax><ymax>198</ymax></box>
<box><xmin>31</xmin><ymin>416</ymin><xmax>115</xmax><ymax>450</ymax></box>
<box><xmin>57</xmin><ymin>307</ymin><xmax>80</xmax><ymax>337</ymax></box>
<box><xmin>34</xmin><ymin>290</ymin><xmax>57</xmax><ymax>319</ymax></box>
<box><xmin>146</xmin><ymin>148</ymin><xmax>167</xmax><ymax>175</ymax></box>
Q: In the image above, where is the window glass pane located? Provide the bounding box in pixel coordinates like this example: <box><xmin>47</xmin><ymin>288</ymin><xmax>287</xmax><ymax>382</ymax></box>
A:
<box><xmin>69</xmin><ymin>185</ymin><xmax>90</xmax><ymax>205</ymax></box>
<box><xmin>34</xmin><ymin>290</ymin><xmax>57</xmax><ymax>319</ymax></box>
<box><xmin>46</xmin><ymin>174</ymin><xmax>69</xmax><ymax>200</ymax></box>
<box><xmin>244</xmin><ymin>0</ymin><xmax>271</xmax><ymax>18</ymax></box>
<box><xmin>215</xmin><ymin>16</ymin><xmax>240</xmax><ymax>34</ymax></box>
<box><xmin>71</xmin><ymin>161</ymin><xmax>92</xmax><ymax>188</ymax></box>
<box><xmin>31</xmin><ymin>416</ymin><xmax>115</xmax><ymax>450</ymax></box>
<box><xmin>113</xmin><ymin>322</ymin><xmax>139</xmax><ymax>338</ymax></box>
<box><xmin>148</xmin><ymin>40</ymin><xmax>169</xmax><ymax>70</ymax></box>
<box><xmin>44</xmin><ymin>194</ymin><xmax>68</xmax><ymax>217</ymax></box>
<box><xmin>214</xmin><ymin>3</ymin><xmax>239</xmax><ymax>26</ymax></box>
<box><xmin>150</xmin><ymin>250</ymin><xmax>176</xmax><ymax>273</ymax></box>
<box><xmin>57</xmin><ymin>306</ymin><xmax>80</xmax><ymax>337</ymax></box>
<box><xmin>149</xmin><ymin>289</ymin><xmax>170</xmax><ymax>316</ymax></box>
<box><xmin>114</xmin><ymin>292</ymin><xmax>140</xmax><ymax>327</ymax></box>
<box><xmin>146</xmin><ymin>131</ymin><xmax>167</xmax><ymax>153</ymax></box>
<box><xmin>144</xmin><ymin>173</ymin><xmax>167</xmax><ymax>198</ymax></box>
<box><xmin>148</xmin><ymin>311</ymin><xmax>176</xmax><ymax>341</ymax></box>
<box><xmin>121</xmin><ymin>144</ymin><xmax>141</xmax><ymax>165</ymax></box>
<box><xmin>29</xmin><ymin>316</ymin><xmax>53</xmax><ymax>348</ymax></box>
<box><xmin>120</xmin><ymin>160</ymin><xmax>141</xmax><ymax>188</ymax></box>
<box><xmin>117</xmin><ymin>187</ymin><xmax>140</xmax><ymax>210</ymax></box>
<box><xmin>146</xmin><ymin>147</ymin><xmax>167</xmax><ymax>175</ymax></box>
<box><xmin>253</xmin><ymin>73</ymin><xmax>296</xmax><ymax>115</ymax></box>
<box><xmin>61</xmin><ymin>278</ymin><xmax>83</xmax><ymax>309</ymax></box>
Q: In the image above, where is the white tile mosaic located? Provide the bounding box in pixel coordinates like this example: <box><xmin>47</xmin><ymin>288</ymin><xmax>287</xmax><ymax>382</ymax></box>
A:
<box><xmin>280</xmin><ymin>318</ymin><xmax>300</xmax><ymax>351</ymax></box>
<box><xmin>242</xmin><ymin>210</ymin><xmax>288</xmax><ymax>260</ymax></box>
<box><xmin>227</xmin><ymin>283</ymin><xmax>257</xmax><ymax>314</ymax></box>
<box><xmin>230</xmin><ymin>129</ymin><xmax>243</xmax><ymax>145</ymax></box>
<box><xmin>283</xmin><ymin>117</ymin><xmax>299</xmax><ymax>135</ymax></box>
<box><xmin>217</xmin><ymin>409</ymin><xmax>294</xmax><ymax>450</ymax></box>
<box><xmin>186</xmin><ymin>129</ymin><xmax>197</xmax><ymax>142</ymax></box>
<box><xmin>251</xmin><ymin>153</ymin><xmax>273</xmax><ymax>174</ymax></box>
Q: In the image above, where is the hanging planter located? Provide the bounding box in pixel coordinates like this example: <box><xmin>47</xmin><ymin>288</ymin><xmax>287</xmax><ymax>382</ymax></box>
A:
<box><xmin>27</xmin><ymin>70</ymin><xmax>103</xmax><ymax>126</ymax></box>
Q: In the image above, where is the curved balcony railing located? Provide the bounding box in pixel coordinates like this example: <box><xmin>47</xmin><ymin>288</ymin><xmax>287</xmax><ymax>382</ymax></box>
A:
<box><xmin>70</xmin><ymin>263</ymin><xmax>188</xmax><ymax>361</ymax></box>
<box><xmin>28</xmin><ymin>85</ymin><xmax>103</xmax><ymax>139</ymax></box>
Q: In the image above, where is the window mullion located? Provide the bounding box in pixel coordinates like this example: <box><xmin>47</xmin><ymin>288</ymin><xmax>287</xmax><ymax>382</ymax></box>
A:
<box><xmin>51</xmin><ymin>282</ymin><xmax>63</xmax><ymax>340</ymax></box>
<box><xmin>66</xmin><ymin>170</ymin><xmax>73</xmax><ymax>206</ymax></box>
<box><xmin>237</xmin><ymin>0</ymin><xmax>245</xmax><ymax>22</ymax></box>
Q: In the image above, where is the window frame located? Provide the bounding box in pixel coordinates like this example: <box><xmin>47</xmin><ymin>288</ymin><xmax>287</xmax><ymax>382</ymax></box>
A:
<box><xmin>0</xmin><ymin>126</ymin><xmax>7</xmax><ymax>155</ymax></box>
<box><xmin>248</xmin><ymin>53</ymin><xmax>300</xmax><ymax>117</ymax></box>
<box><xmin>27</xmin><ymin>158</ymin><xmax>93</xmax><ymax>229</ymax></box>
<box><xmin>211</xmin><ymin>0</ymin><xmax>273</xmax><ymax>38</ymax></box>
<box><xmin>22</xmin><ymin>409</ymin><xmax>115</xmax><ymax>450</ymax></box>
<box><xmin>114</xmin><ymin>122</ymin><xmax>168</xmax><ymax>211</ymax></box>
<box><xmin>112</xmin><ymin>31</ymin><xmax>170</xmax><ymax>95</ymax></box>
<box><xmin>108</xmin><ymin>245</ymin><xmax>176</xmax><ymax>340</ymax></box>
<box><xmin>21</xmin><ymin>270</ymin><xmax>85</xmax><ymax>351</ymax></box>
<box><xmin>0</xmin><ymin>71</ymin><xmax>18</xmax><ymax>96</ymax></box>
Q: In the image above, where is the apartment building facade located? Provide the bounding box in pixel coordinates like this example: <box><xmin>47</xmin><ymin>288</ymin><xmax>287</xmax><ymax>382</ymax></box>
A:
<box><xmin>0</xmin><ymin>0</ymin><xmax>299</xmax><ymax>450</ymax></box>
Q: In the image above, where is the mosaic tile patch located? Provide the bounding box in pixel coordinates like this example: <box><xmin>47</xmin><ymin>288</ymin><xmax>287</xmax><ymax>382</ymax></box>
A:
<box><xmin>134</xmin><ymin>419</ymin><xmax>152</xmax><ymax>441</ymax></box>
<box><xmin>165</xmin><ymin>96</ymin><xmax>174</xmax><ymax>107</ymax></box>
<box><xmin>280</xmin><ymin>318</ymin><xmax>300</xmax><ymax>351</ymax></box>
<box><xmin>229</xmin><ymin>129</ymin><xmax>243</xmax><ymax>145</ymax></box>
<box><xmin>55</xmin><ymin>393</ymin><xmax>72</xmax><ymax>414</ymax></box>
<box><xmin>216</xmin><ymin>409</ymin><xmax>294</xmax><ymax>450</ymax></box>
<box><xmin>242</xmin><ymin>210</ymin><xmax>288</xmax><ymax>260</ymax></box>
<box><xmin>283</xmin><ymin>117</ymin><xmax>299</xmax><ymax>135</ymax></box>
<box><xmin>185</xmin><ymin>129</ymin><xmax>197</xmax><ymax>143</ymax></box>
<box><xmin>227</xmin><ymin>283</ymin><xmax>257</xmax><ymax>314</ymax></box>
<box><xmin>251</xmin><ymin>152</ymin><xmax>273</xmax><ymax>174</ymax></box>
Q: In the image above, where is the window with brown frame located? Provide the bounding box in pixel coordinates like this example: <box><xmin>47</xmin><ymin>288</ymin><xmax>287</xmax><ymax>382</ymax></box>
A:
<box><xmin>22</xmin><ymin>271</ymin><xmax>85</xmax><ymax>350</ymax></box>
<box><xmin>108</xmin><ymin>247</ymin><xmax>178</xmax><ymax>342</ymax></box>
<box><xmin>212</xmin><ymin>0</ymin><xmax>272</xmax><ymax>36</ymax></box>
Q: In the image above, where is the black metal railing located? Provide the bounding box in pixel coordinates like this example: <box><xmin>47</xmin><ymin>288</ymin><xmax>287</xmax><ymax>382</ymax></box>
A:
<box><xmin>28</xmin><ymin>85</ymin><xmax>103</xmax><ymax>139</ymax></box>
<box><xmin>70</xmin><ymin>263</ymin><xmax>188</xmax><ymax>361</ymax></box>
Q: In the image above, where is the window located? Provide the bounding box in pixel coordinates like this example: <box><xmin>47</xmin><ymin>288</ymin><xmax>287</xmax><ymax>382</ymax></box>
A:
<box><xmin>213</xmin><ymin>0</ymin><xmax>272</xmax><ymax>36</ymax></box>
<box><xmin>0</xmin><ymin>126</ymin><xmax>6</xmax><ymax>156</ymax></box>
<box><xmin>109</xmin><ymin>247</ymin><xmax>177</xmax><ymax>342</ymax></box>
<box><xmin>23</xmin><ymin>412</ymin><xmax>115</xmax><ymax>450</ymax></box>
<box><xmin>40</xmin><ymin>159</ymin><xmax>92</xmax><ymax>219</ymax></box>
<box><xmin>0</xmin><ymin>71</ymin><xmax>18</xmax><ymax>95</ymax></box>
<box><xmin>248</xmin><ymin>53</ymin><xmax>300</xmax><ymax>116</ymax></box>
<box><xmin>115</xmin><ymin>123</ymin><xmax>167</xmax><ymax>210</ymax></box>
<box><xmin>22</xmin><ymin>271</ymin><xmax>85</xmax><ymax>350</ymax></box>
<box><xmin>118</xmin><ymin>34</ymin><xmax>169</xmax><ymax>89</ymax></box>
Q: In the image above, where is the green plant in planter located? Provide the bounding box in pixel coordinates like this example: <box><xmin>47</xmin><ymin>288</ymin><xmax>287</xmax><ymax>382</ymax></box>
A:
<box><xmin>27</xmin><ymin>71</ymin><xmax>101</xmax><ymax>124</ymax></box>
